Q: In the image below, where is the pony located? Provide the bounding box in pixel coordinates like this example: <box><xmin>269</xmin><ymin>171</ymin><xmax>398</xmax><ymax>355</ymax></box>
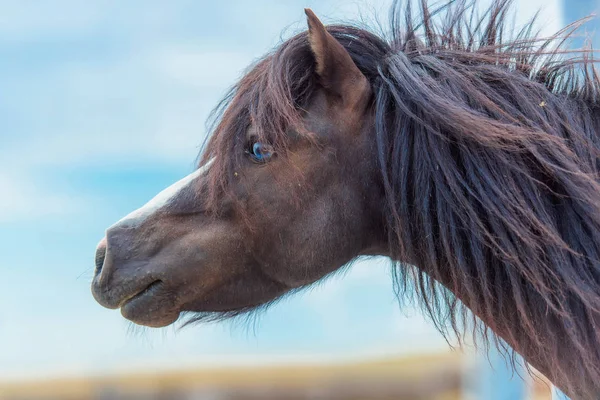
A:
<box><xmin>91</xmin><ymin>1</ymin><xmax>600</xmax><ymax>398</ymax></box>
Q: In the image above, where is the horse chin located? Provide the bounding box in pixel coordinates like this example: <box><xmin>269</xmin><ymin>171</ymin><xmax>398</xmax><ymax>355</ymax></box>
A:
<box><xmin>118</xmin><ymin>282</ymin><xmax>181</xmax><ymax>328</ymax></box>
<box><xmin>121</xmin><ymin>308</ymin><xmax>180</xmax><ymax>328</ymax></box>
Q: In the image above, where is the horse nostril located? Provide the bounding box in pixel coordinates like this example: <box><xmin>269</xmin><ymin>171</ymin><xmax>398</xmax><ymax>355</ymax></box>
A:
<box><xmin>95</xmin><ymin>238</ymin><xmax>107</xmax><ymax>275</ymax></box>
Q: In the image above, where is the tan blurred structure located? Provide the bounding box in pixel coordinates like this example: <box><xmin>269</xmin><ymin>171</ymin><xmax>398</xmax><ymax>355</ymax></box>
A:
<box><xmin>0</xmin><ymin>352</ymin><xmax>551</xmax><ymax>400</ymax></box>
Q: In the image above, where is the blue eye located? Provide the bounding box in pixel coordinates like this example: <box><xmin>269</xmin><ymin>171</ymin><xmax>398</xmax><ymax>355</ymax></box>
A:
<box><xmin>248</xmin><ymin>142</ymin><xmax>273</xmax><ymax>162</ymax></box>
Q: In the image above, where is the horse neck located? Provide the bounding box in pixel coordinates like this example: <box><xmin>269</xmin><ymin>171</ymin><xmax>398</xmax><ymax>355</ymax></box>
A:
<box><xmin>375</xmin><ymin>90</ymin><xmax>600</xmax><ymax>398</ymax></box>
<box><xmin>423</xmin><ymin>257</ymin><xmax>600</xmax><ymax>399</ymax></box>
<box><xmin>371</xmin><ymin>58</ymin><xmax>600</xmax><ymax>396</ymax></box>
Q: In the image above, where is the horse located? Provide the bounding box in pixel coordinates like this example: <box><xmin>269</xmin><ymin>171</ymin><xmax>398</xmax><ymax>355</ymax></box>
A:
<box><xmin>90</xmin><ymin>1</ymin><xmax>600</xmax><ymax>398</ymax></box>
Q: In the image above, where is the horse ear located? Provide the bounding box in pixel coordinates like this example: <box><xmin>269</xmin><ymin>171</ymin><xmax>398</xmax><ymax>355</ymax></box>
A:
<box><xmin>304</xmin><ymin>8</ymin><xmax>370</xmax><ymax>110</ymax></box>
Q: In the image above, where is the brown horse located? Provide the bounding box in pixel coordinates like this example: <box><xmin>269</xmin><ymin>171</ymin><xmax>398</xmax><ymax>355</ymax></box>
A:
<box><xmin>91</xmin><ymin>1</ymin><xmax>600</xmax><ymax>398</ymax></box>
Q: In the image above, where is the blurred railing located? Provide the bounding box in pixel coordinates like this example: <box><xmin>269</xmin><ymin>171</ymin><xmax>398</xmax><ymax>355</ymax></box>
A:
<box><xmin>0</xmin><ymin>352</ymin><xmax>551</xmax><ymax>400</ymax></box>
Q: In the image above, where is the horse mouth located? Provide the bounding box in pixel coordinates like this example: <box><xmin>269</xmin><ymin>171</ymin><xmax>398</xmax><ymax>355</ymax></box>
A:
<box><xmin>119</xmin><ymin>280</ymin><xmax>180</xmax><ymax>328</ymax></box>
<box><xmin>119</xmin><ymin>280</ymin><xmax>163</xmax><ymax>308</ymax></box>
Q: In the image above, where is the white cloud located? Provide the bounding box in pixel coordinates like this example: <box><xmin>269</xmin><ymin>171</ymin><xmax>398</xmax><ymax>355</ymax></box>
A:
<box><xmin>0</xmin><ymin>172</ymin><xmax>86</xmax><ymax>222</ymax></box>
<box><xmin>157</xmin><ymin>48</ymin><xmax>256</xmax><ymax>88</ymax></box>
<box><xmin>297</xmin><ymin>257</ymin><xmax>447</xmax><ymax>350</ymax></box>
<box><xmin>0</xmin><ymin>1</ymin><xmax>108</xmax><ymax>40</ymax></box>
<box><xmin>0</xmin><ymin>41</ymin><xmax>273</xmax><ymax>171</ymax></box>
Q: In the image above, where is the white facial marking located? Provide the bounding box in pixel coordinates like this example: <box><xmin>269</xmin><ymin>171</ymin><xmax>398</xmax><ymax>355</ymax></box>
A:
<box><xmin>113</xmin><ymin>158</ymin><xmax>215</xmax><ymax>229</ymax></box>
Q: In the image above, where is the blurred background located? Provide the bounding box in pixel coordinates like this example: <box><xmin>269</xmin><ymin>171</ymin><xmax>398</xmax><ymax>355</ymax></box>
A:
<box><xmin>0</xmin><ymin>0</ymin><xmax>594</xmax><ymax>399</ymax></box>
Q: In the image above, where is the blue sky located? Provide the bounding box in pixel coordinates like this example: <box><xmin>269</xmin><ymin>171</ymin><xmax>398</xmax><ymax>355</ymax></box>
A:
<box><xmin>0</xmin><ymin>0</ymin><xmax>563</xmax><ymax>381</ymax></box>
<box><xmin>562</xmin><ymin>0</ymin><xmax>600</xmax><ymax>50</ymax></box>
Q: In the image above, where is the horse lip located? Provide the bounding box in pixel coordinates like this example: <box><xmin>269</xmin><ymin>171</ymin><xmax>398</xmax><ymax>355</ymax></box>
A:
<box><xmin>118</xmin><ymin>280</ymin><xmax>163</xmax><ymax>308</ymax></box>
<box><xmin>91</xmin><ymin>276</ymin><xmax>162</xmax><ymax>310</ymax></box>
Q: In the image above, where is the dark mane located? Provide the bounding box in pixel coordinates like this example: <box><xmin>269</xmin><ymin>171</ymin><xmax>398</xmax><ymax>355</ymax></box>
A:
<box><xmin>199</xmin><ymin>0</ymin><xmax>600</xmax><ymax>396</ymax></box>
